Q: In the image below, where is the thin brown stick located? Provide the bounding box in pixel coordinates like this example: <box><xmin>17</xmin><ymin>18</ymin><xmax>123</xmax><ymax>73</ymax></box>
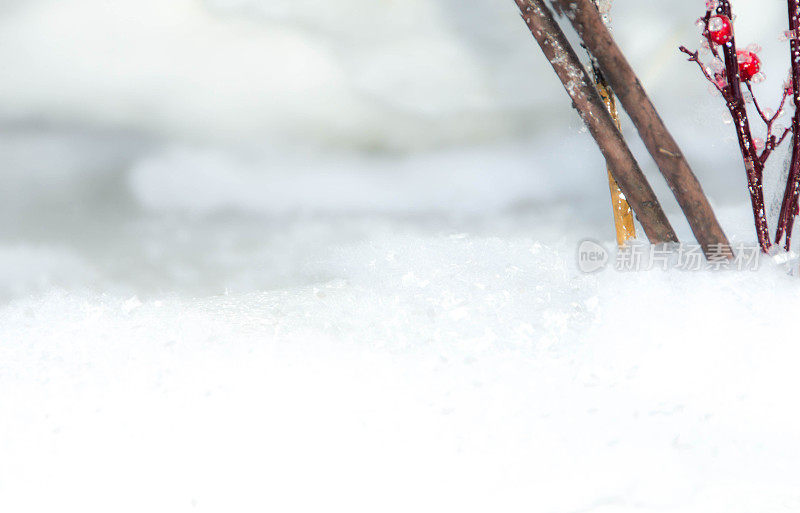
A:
<box><xmin>679</xmin><ymin>47</ymin><xmax>724</xmax><ymax>94</ymax></box>
<box><xmin>746</xmin><ymin>82</ymin><xmax>770</xmax><ymax>125</ymax></box>
<box><xmin>551</xmin><ymin>0</ymin><xmax>733</xmax><ymax>259</ymax></box>
<box><xmin>513</xmin><ymin>0</ymin><xmax>678</xmax><ymax>245</ymax></box>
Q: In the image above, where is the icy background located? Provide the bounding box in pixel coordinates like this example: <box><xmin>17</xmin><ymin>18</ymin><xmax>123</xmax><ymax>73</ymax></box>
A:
<box><xmin>2</xmin><ymin>0</ymin><xmax>800</xmax><ymax>511</ymax></box>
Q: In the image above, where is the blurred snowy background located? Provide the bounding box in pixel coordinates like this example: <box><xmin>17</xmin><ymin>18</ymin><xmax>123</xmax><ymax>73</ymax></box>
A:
<box><xmin>2</xmin><ymin>1</ymin><xmax>800</xmax><ymax>512</ymax></box>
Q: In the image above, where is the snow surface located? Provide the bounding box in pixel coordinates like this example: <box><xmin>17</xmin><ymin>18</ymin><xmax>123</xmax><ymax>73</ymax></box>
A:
<box><xmin>1</xmin><ymin>1</ymin><xmax>800</xmax><ymax>512</ymax></box>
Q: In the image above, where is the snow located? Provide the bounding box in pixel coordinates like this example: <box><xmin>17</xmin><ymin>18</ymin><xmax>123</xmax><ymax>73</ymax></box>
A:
<box><xmin>3</xmin><ymin>228</ymin><xmax>800</xmax><ymax>512</ymax></box>
<box><xmin>1</xmin><ymin>0</ymin><xmax>799</xmax><ymax>512</ymax></box>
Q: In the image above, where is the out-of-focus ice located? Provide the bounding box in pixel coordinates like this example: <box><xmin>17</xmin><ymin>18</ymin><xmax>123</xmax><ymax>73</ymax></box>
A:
<box><xmin>128</xmin><ymin>136</ymin><xmax>603</xmax><ymax>216</ymax></box>
<box><xmin>0</xmin><ymin>0</ymin><xmax>784</xmax><ymax>148</ymax></box>
<box><xmin>1</xmin><ymin>1</ymin><xmax>799</xmax><ymax>512</ymax></box>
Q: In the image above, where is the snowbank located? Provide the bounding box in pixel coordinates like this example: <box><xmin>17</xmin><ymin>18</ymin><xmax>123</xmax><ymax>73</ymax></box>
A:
<box><xmin>2</xmin><ymin>233</ymin><xmax>799</xmax><ymax>512</ymax></box>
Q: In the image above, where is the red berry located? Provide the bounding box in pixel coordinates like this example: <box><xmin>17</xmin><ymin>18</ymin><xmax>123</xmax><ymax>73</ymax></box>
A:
<box><xmin>737</xmin><ymin>50</ymin><xmax>761</xmax><ymax>82</ymax></box>
<box><xmin>708</xmin><ymin>15</ymin><xmax>733</xmax><ymax>45</ymax></box>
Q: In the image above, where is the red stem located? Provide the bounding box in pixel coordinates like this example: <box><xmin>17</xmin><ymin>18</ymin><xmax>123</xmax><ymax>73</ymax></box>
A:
<box><xmin>745</xmin><ymin>81</ymin><xmax>791</xmax><ymax>163</ymax></box>
<box><xmin>776</xmin><ymin>0</ymin><xmax>800</xmax><ymax>250</ymax></box>
<box><xmin>713</xmin><ymin>1</ymin><xmax>772</xmax><ymax>253</ymax></box>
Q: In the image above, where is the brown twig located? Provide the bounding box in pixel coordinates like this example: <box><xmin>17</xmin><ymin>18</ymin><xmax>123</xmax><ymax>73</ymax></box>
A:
<box><xmin>513</xmin><ymin>0</ymin><xmax>678</xmax><ymax>245</ymax></box>
<box><xmin>746</xmin><ymin>82</ymin><xmax>770</xmax><ymax>124</ymax></box>
<box><xmin>679</xmin><ymin>47</ymin><xmax>724</xmax><ymax>94</ymax></box>
<box><xmin>551</xmin><ymin>0</ymin><xmax>733</xmax><ymax>259</ymax></box>
<box><xmin>745</xmin><ymin>81</ymin><xmax>792</xmax><ymax>162</ymax></box>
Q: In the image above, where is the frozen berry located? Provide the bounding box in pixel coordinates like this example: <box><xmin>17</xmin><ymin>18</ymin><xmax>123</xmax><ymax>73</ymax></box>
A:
<box><xmin>708</xmin><ymin>15</ymin><xmax>733</xmax><ymax>45</ymax></box>
<box><xmin>737</xmin><ymin>50</ymin><xmax>761</xmax><ymax>81</ymax></box>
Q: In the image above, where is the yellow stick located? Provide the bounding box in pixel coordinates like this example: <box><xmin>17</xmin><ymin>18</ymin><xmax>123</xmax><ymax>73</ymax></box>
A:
<box><xmin>595</xmin><ymin>79</ymin><xmax>637</xmax><ymax>246</ymax></box>
<box><xmin>589</xmin><ymin>0</ymin><xmax>636</xmax><ymax>247</ymax></box>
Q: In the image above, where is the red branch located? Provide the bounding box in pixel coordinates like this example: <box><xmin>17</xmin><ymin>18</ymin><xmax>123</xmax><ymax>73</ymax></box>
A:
<box><xmin>776</xmin><ymin>0</ymin><xmax>800</xmax><ymax>250</ymax></box>
<box><xmin>714</xmin><ymin>1</ymin><xmax>771</xmax><ymax>252</ymax></box>
<box><xmin>680</xmin><ymin>3</ymin><xmax>789</xmax><ymax>252</ymax></box>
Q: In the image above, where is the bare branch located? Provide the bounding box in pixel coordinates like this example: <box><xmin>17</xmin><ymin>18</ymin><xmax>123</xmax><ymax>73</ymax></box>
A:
<box><xmin>513</xmin><ymin>0</ymin><xmax>678</xmax><ymax>244</ymax></box>
<box><xmin>680</xmin><ymin>46</ymin><xmax>724</xmax><ymax>93</ymax></box>
<box><xmin>745</xmin><ymin>82</ymin><xmax>770</xmax><ymax>125</ymax></box>
<box><xmin>551</xmin><ymin>0</ymin><xmax>733</xmax><ymax>259</ymax></box>
<box><xmin>776</xmin><ymin>1</ymin><xmax>800</xmax><ymax>250</ymax></box>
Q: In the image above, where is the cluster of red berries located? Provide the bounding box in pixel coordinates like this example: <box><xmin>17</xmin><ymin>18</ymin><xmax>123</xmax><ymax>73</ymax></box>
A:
<box><xmin>707</xmin><ymin>14</ymin><xmax>761</xmax><ymax>82</ymax></box>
